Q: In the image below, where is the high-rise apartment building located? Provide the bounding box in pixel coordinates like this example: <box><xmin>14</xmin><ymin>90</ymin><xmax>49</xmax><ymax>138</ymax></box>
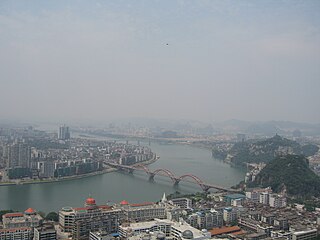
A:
<box><xmin>6</xmin><ymin>142</ymin><xmax>31</xmax><ymax>168</ymax></box>
<box><xmin>59</xmin><ymin>125</ymin><xmax>70</xmax><ymax>140</ymax></box>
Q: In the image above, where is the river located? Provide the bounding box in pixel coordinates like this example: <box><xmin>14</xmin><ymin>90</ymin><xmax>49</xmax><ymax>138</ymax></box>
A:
<box><xmin>0</xmin><ymin>141</ymin><xmax>245</xmax><ymax>213</ymax></box>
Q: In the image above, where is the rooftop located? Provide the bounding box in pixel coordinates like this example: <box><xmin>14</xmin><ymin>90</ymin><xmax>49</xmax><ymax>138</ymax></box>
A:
<box><xmin>209</xmin><ymin>226</ymin><xmax>241</xmax><ymax>236</ymax></box>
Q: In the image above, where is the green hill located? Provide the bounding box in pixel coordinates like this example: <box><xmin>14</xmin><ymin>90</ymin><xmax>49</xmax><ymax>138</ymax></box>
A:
<box><xmin>251</xmin><ymin>155</ymin><xmax>320</xmax><ymax>197</ymax></box>
<box><xmin>213</xmin><ymin>135</ymin><xmax>319</xmax><ymax>166</ymax></box>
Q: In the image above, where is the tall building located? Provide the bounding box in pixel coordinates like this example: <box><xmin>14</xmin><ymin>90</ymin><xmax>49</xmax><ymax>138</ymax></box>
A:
<box><xmin>59</xmin><ymin>198</ymin><xmax>122</xmax><ymax>240</ymax></box>
<box><xmin>6</xmin><ymin>142</ymin><xmax>31</xmax><ymax>168</ymax></box>
<box><xmin>259</xmin><ymin>192</ymin><xmax>270</xmax><ymax>205</ymax></box>
<box><xmin>59</xmin><ymin>125</ymin><xmax>70</xmax><ymax>140</ymax></box>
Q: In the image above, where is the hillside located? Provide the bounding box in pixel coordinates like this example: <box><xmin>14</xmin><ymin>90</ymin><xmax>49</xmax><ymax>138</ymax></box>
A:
<box><xmin>212</xmin><ymin>135</ymin><xmax>319</xmax><ymax>166</ymax></box>
<box><xmin>250</xmin><ymin>155</ymin><xmax>320</xmax><ymax>197</ymax></box>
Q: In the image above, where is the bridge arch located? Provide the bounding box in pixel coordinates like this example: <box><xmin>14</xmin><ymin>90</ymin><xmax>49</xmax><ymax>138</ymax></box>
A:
<box><xmin>134</xmin><ymin>164</ymin><xmax>151</xmax><ymax>174</ymax></box>
<box><xmin>177</xmin><ymin>174</ymin><xmax>207</xmax><ymax>191</ymax></box>
<box><xmin>151</xmin><ymin>169</ymin><xmax>177</xmax><ymax>182</ymax></box>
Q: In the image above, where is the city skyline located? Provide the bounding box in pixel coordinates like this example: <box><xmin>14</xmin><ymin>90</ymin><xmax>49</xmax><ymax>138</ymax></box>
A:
<box><xmin>0</xmin><ymin>1</ymin><xmax>319</xmax><ymax>123</ymax></box>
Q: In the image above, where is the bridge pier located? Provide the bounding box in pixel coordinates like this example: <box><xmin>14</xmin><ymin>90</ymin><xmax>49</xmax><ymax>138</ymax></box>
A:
<box><xmin>202</xmin><ymin>185</ymin><xmax>210</xmax><ymax>192</ymax></box>
<box><xmin>148</xmin><ymin>173</ymin><xmax>155</xmax><ymax>181</ymax></box>
<box><xmin>173</xmin><ymin>179</ymin><xmax>180</xmax><ymax>186</ymax></box>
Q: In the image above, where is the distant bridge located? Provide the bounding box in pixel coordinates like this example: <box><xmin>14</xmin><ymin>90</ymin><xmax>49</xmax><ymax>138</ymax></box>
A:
<box><xmin>105</xmin><ymin>162</ymin><xmax>240</xmax><ymax>193</ymax></box>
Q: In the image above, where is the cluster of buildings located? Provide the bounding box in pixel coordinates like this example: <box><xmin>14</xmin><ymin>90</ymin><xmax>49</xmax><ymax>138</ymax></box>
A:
<box><xmin>0</xmin><ymin>188</ymin><xmax>320</xmax><ymax>240</ymax></box>
<box><xmin>58</xmin><ymin>195</ymin><xmax>213</xmax><ymax>240</ymax></box>
<box><xmin>0</xmin><ymin>127</ymin><xmax>154</xmax><ymax>182</ymax></box>
<box><xmin>0</xmin><ymin>208</ymin><xmax>56</xmax><ymax>240</ymax></box>
<box><xmin>245</xmin><ymin>188</ymin><xmax>287</xmax><ymax>208</ymax></box>
<box><xmin>53</xmin><ymin>190</ymin><xmax>319</xmax><ymax>240</ymax></box>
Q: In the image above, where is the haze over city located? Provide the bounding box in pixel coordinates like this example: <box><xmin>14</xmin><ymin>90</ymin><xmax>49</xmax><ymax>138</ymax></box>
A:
<box><xmin>0</xmin><ymin>0</ymin><xmax>319</xmax><ymax>124</ymax></box>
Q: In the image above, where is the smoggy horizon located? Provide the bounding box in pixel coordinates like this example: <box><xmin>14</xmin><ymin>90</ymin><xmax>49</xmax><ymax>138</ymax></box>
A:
<box><xmin>1</xmin><ymin>1</ymin><xmax>319</xmax><ymax>124</ymax></box>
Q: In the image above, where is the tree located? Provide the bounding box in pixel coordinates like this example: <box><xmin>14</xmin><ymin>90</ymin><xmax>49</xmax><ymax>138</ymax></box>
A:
<box><xmin>45</xmin><ymin>212</ymin><xmax>59</xmax><ymax>222</ymax></box>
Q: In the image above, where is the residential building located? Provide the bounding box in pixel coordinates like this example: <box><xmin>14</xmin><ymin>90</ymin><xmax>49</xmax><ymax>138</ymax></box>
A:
<box><xmin>119</xmin><ymin>218</ymin><xmax>211</xmax><ymax>240</ymax></box>
<box><xmin>120</xmin><ymin>201</ymin><xmax>166</xmax><ymax>222</ymax></box>
<box><xmin>245</xmin><ymin>188</ymin><xmax>272</xmax><ymax>203</ymax></box>
<box><xmin>224</xmin><ymin>194</ymin><xmax>246</xmax><ymax>205</ymax></box>
<box><xmin>59</xmin><ymin>198</ymin><xmax>122</xmax><ymax>240</ymax></box>
<box><xmin>186</xmin><ymin>209</ymin><xmax>223</xmax><ymax>230</ymax></box>
<box><xmin>58</xmin><ymin>125</ymin><xmax>70</xmax><ymax>140</ymax></box>
<box><xmin>6</xmin><ymin>142</ymin><xmax>31</xmax><ymax>168</ymax></box>
<box><xmin>2</xmin><ymin>208</ymin><xmax>42</xmax><ymax>229</ymax></box>
<box><xmin>33</xmin><ymin>223</ymin><xmax>57</xmax><ymax>240</ymax></box>
<box><xmin>170</xmin><ymin>198</ymin><xmax>192</xmax><ymax>209</ymax></box>
<box><xmin>259</xmin><ymin>192</ymin><xmax>269</xmax><ymax>205</ymax></box>
<box><xmin>292</xmin><ymin>229</ymin><xmax>317</xmax><ymax>240</ymax></box>
<box><xmin>89</xmin><ymin>231</ymin><xmax>115</xmax><ymax>240</ymax></box>
<box><xmin>223</xmin><ymin>207</ymin><xmax>238</xmax><ymax>224</ymax></box>
<box><xmin>269</xmin><ymin>194</ymin><xmax>287</xmax><ymax>208</ymax></box>
<box><xmin>0</xmin><ymin>227</ymin><xmax>32</xmax><ymax>240</ymax></box>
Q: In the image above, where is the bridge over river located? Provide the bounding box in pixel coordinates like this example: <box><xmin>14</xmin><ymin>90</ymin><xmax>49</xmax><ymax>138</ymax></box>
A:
<box><xmin>105</xmin><ymin>162</ymin><xmax>241</xmax><ymax>193</ymax></box>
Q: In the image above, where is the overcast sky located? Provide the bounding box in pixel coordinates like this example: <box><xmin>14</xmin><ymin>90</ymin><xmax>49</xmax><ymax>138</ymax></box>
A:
<box><xmin>0</xmin><ymin>0</ymin><xmax>319</xmax><ymax>124</ymax></box>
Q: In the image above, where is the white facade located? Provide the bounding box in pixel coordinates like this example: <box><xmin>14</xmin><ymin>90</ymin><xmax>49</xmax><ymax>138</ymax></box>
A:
<box><xmin>119</xmin><ymin>219</ymin><xmax>211</xmax><ymax>240</ymax></box>
<box><xmin>223</xmin><ymin>208</ymin><xmax>238</xmax><ymax>224</ymax></box>
<box><xmin>0</xmin><ymin>227</ymin><xmax>32</xmax><ymax>240</ymax></box>
<box><xmin>259</xmin><ymin>192</ymin><xmax>269</xmax><ymax>205</ymax></box>
<box><xmin>269</xmin><ymin>194</ymin><xmax>287</xmax><ymax>208</ymax></box>
<box><xmin>292</xmin><ymin>229</ymin><xmax>317</xmax><ymax>240</ymax></box>
<box><xmin>170</xmin><ymin>198</ymin><xmax>192</xmax><ymax>209</ymax></box>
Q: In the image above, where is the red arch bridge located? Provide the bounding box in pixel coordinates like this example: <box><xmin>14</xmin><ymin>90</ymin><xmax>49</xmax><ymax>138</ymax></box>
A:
<box><xmin>105</xmin><ymin>162</ymin><xmax>240</xmax><ymax>193</ymax></box>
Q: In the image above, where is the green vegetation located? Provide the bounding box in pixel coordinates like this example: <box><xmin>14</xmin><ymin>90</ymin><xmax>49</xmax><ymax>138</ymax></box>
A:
<box><xmin>250</xmin><ymin>155</ymin><xmax>320</xmax><ymax>198</ymax></box>
<box><xmin>216</xmin><ymin>135</ymin><xmax>319</xmax><ymax>166</ymax></box>
<box><xmin>166</xmin><ymin>191</ymin><xmax>209</xmax><ymax>202</ymax></box>
<box><xmin>45</xmin><ymin>212</ymin><xmax>59</xmax><ymax>222</ymax></box>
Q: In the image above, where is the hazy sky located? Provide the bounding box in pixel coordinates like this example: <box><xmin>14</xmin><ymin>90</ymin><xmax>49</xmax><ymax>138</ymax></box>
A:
<box><xmin>0</xmin><ymin>0</ymin><xmax>319</xmax><ymax>124</ymax></box>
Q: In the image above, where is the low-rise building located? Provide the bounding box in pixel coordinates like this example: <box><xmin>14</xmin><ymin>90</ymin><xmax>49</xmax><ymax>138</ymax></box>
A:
<box><xmin>2</xmin><ymin>208</ymin><xmax>43</xmax><ymax>229</ymax></box>
<box><xmin>245</xmin><ymin>188</ymin><xmax>272</xmax><ymax>203</ymax></box>
<box><xmin>269</xmin><ymin>194</ymin><xmax>287</xmax><ymax>208</ymax></box>
<box><xmin>120</xmin><ymin>201</ymin><xmax>166</xmax><ymax>222</ymax></box>
<box><xmin>292</xmin><ymin>229</ymin><xmax>317</xmax><ymax>240</ymax></box>
<box><xmin>119</xmin><ymin>218</ymin><xmax>211</xmax><ymax>240</ymax></box>
<box><xmin>0</xmin><ymin>227</ymin><xmax>32</xmax><ymax>240</ymax></box>
<box><xmin>186</xmin><ymin>209</ymin><xmax>223</xmax><ymax>230</ymax></box>
<box><xmin>33</xmin><ymin>223</ymin><xmax>57</xmax><ymax>240</ymax></box>
<box><xmin>170</xmin><ymin>198</ymin><xmax>192</xmax><ymax>210</ymax></box>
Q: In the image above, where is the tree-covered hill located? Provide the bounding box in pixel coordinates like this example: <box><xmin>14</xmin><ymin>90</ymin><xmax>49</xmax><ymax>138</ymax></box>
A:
<box><xmin>250</xmin><ymin>155</ymin><xmax>320</xmax><ymax>197</ymax></box>
<box><xmin>212</xmin><ymin>135</ymin><xmax>319</xmax><ymax>166</ymax></box>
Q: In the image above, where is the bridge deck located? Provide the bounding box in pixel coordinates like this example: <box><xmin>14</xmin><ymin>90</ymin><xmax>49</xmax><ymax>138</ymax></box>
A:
<box><xmin>105</xmin><ymin>162</ymin><xmax>240</xmax><ymax>193</ymax></box>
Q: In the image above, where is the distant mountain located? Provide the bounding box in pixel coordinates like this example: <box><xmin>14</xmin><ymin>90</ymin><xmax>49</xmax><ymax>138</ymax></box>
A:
<box><xmin>212</xmin><ymin>135</ymin><xmax>319</xmax><ymax>166</ymax></box>
<box><xmin>250</xmin><ymin>155</ymin><xmax>320</xmax><ymax>197</ymax></box>
<box><xmin>216</xmin><ymin>119</ymin><xmax>320</xmax><ymax>136</ymax></box>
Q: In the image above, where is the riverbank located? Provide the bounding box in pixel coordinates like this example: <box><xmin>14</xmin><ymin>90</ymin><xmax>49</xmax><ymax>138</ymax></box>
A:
<box><xmin>0</xmin><ymin>155</ymin><xmax>159</xmax><ymax>187</ymax></box>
